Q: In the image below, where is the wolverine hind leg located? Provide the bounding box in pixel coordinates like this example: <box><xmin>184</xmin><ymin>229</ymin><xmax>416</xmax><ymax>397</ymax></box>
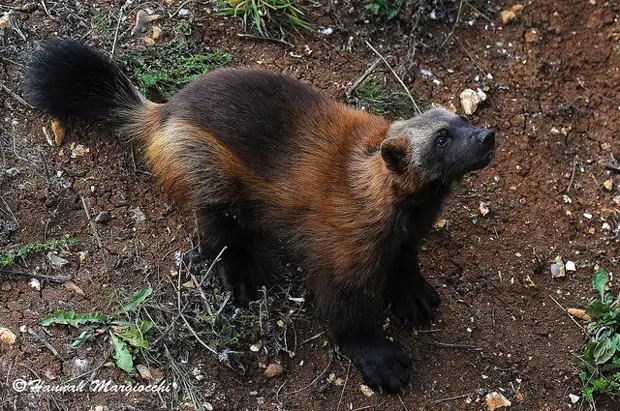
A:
<box><xmin>198</xmin><ymin>205</ymin><xmax>272</xmax><ymax>305</ymax></box>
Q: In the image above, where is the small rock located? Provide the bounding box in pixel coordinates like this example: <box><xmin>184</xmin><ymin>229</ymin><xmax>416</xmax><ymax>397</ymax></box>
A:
<box><xmin>71</xmin><ymin>358</ymin><xmax>89</xmax><ymax>376</ymax></box>
<box><xmin>500</xmin><ymin>10</ymin><xmax>517</xmax><ymax>25</ymax></box>
<box><xmin>460</xmin><ymin>88</ymin><xmax>487</xmax><ymax>115</ymax></box>
<box><xmin>70</xmin><ymin>143</ymin><xmax>89</xmax><ymax>158</ymax></box>
<box><xmin>132</xmin><ymin>10</ymin><xmax>163</xmax><ymax>36</ymax></box>
<box><xmin>568</xmin><ymin>393</ymin><xmax>580</xmax><ymax>404</ymax></box>
<box><xmin>434</xmin><ymin>219</ymin><xmax>448</xmax><ymax>229</ymax></box>
<box><xmin>130</xmin><ymin>207</ymin><xmax>146</xmax><ymax>222</ymax></box>
<box><xmin>47</xmin><ymin>252</ymin><xmax>69</xmax><ymax>267</ymax></box>
<box><xmin>19</xmin><ymin>325</ymin><xmax>27</xmax><ymax>333</ymax></box>
<box><xmin>51</xmin><ymin>120</ymin><xmax>65</xmax><ymax>146</ymax></box>
<box><xmin>583</xmin><ymin>212</ymin><xmax>593</xmax><ymax>219</ymax></box>
<box><xmin>264</xmin><ymin>363</ymin><xmax>283</xmax><ymax>379</ymax></box>
<box><xmin>523</xmin><ymin>275</ymin><xmax>536</xmax><ymax>288</ymax></box>
<box><xmin>565</xmin><ymin>261</ymin><xmax>576</xmax><ymax>272</ymax></box>
<box><xmin>152</xmin><ymin>26</ymin><xmax>163</xmax><ymax>41</ymax></box>
<box><xmin>192</xmin><ymin>367</ymin><xmax>204</xmax><ymax>381</ymax></box>
<box><xmin>0</xmin><ymin>327</ymin><xmax>16</xmax><ymax>345</ymax></box>
<box><xmin>43</xmin><ymin>369</ymin><xmax>57</xmax><ymax>380</ymax></box>
<box><xmin>250</xmin><ymin>340</ymin><xmax>263</xmax><ymax>352</ymax></box>
<box><xmin>136</xmin><ymin>364</ymin><xmax>154</xmax><ymax>380</ymax></box>
<box><xmin>334</xmin><ymin>377</ymin><xmax>345</xmax><ymax>386</ymax></box>
<box><xmin>360</xmin><ymin>384</ymin><xmax>374</xmax><ymax>398</ymax></box>
<box><xmin>486</xmin><ymin>392</ymin><xmax>512</xmax><ymax>410</ymax></box>
<box><xmin>5</xmin><ymin>167</ymin><xmax>19</xmax><ymax>177</ymax></box>
<box><xmin>550</xmin><ymin>256</ymin><xmax>565</xmax><ymax>278</ymax></box>
<box><xmin>319</xmin><ymin>27</ymin><xmax>333</xmax><ymax>35</ymax></box>
<box><xmin>567</xmin><ymin>308</ymin><xmax>591</xmax><ymax>321</ymax></box>
<box><xmin>0</xmin><ymin>13</ymin><xmax>12</xmax><ymax>30</ymax></box>
<box><xmin>525</xmin><ymin>29</ymin><xmax>539</xmax><ymax>43</ymax></box>
<box><xmin>603</xmin><ymin>179</ymin><xmax>613</xmax><ymax>191</ymax></box>
<box><xmin>95</xmin><ymin>211</ymin><xmax>111</xmax><ymax>223</ymax></box>
<box><xmin>78</xmin><ymin>251</ymin><xmax>89</xmax><ymax>262</ymax></box>
<box><xmin>479</xmin><ymin>202</ymin><xmax>490</xmax><ymax>217</ymax></box>
<box><xmin>66</xmin><ymin>281</ymin><xmax>85</xmax><ymax>296</ymax></box>
<box><xmin>29</xmin><ymin>278</ymin><xmax>41</xmax><ymax>291</ymax></box>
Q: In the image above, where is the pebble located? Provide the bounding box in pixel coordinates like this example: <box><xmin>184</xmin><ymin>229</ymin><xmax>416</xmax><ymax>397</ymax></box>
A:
<box><xmin>51</xmin><ymin>120</ymin><xmax>65</xmax><ymax>146</ymax></box>
<box><xmin>264</xmin><ymin>363</ymin><xmax>283</xmax><ymax>379</ymax></box>
<box><xmin>360</xmin><ymin>384</ymin><xmax>374</xmax><ymax>397</ymax></box>
<box><xmin>66</xmin><ymin>281</ymin><xmax>85</xmax><ymax>296</ymax></box>
<box><xmin>565</xmin><ymin>261</ymin><xmax>576</xmax><ymax>272</ymax></box>
<box><xmin>250</xmin><ymin>341</ymin><xmax>262</xmax><ymax>352</ymax></box>
<box><xmin>0</xmin><ymin>13</ymin><xmax>11</xmax><ymax>30</ymax></box>
<box><xmin>568</xmin><ymin>393</ymin><xmax>580</xmax><ymax>403</ymax></box>
<box><xmin>486</xmin><ymin>392</ymin><xmax>512</xmax><ymax>410</ymax></box>
<box><xmin>567</xmin><ymin>308</ymin><xmax>591</xmax><ymax>321</ymax></box>
<box><xmin>47</xmin><ymin>252</ymin><xmax>69</xmax><ymax>267</ymax></box>
<box><xmin>460</xmin><ymin>88</ymin><xmax>487</xmax><ymax>115</ymax></box>
<box><xmin>5</xmin><ymin>167</ymin><xmax>19</xmax><ymax>177</ymax></box>
<box><xmin>550</xmin><ymin>256</ymin><xmax>565</xmax><ymax>278</ymax></box>
<box><xmin>603</xmin><ymin>179</ymin><xmax>613</xmax><ymax>191</ymax></box>
<box><xmin>29</xmin><ymin>278</ymin><xmax>41</xmax><ymax>291</ymax></box>
<box><xmin>479</xmin><ymin>202</ymin><xmax>490</xmax><ymax>217</ymax></box>
<box><xmin>95</xmin><ymin>211</ymin><xmax>111</xmax><ymax>223</ymax></box>
<box><xmin>0</xmin><ymin>327</ymin><xmax>16</xmax><ymax>345</ymax></box>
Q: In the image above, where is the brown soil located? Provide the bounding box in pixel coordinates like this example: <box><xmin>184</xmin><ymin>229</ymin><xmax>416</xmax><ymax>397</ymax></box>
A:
<box><xmin>1</xmin><ymin>0</ymin><xmax>619</xmax><ymax>410</ymax></box>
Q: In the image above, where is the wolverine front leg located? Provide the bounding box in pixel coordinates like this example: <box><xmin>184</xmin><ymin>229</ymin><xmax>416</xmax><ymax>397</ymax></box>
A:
<box><xmin>318</xmin><ymin>285</ymin><xmax>411</xmax><ymax>392</ymax></box>
<box><xmin>385</xmin><ymin>244</ymin><xmax>440</xmax><ymax>326</ymax></box>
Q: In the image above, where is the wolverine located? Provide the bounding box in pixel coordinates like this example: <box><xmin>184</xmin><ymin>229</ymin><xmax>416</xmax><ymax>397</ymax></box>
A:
<box><xmin>25</xmin><ymin>39</ymin><xmax>495</xmax><ymax>392</ymax></box>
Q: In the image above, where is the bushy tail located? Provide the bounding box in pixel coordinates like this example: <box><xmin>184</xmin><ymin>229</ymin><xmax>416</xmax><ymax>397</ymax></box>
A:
<box><xmin>25</xmin><ymin>38</ymin><xmax>147</xmax><ymax>126</ymax></box>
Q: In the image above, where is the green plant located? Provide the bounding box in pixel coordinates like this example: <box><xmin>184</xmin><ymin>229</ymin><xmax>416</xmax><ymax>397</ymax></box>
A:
<box><xmin>123</xmin><ymin>30</ymin><xmax>231</xmax><ymax>101</ymax></box>
<box><xmin>575</xmin><ymin>268</ymin><xmax>620</xmax><ymax>401</ymax></box>
<box><xmin>42</xmin><ymin>287</ymin><xmax>154</xmax><ymax>373</ymax></box>
<box><xmin>365</xmin><ymin>0</ymin><xmax>407</xmax><ymax>20</ymax></box>
<box><xmin>215</xmin><ymin>0</ymin><xmax>312</xmax><ymax>37</ymax></box>
<box><xmin>353</xmin><ymin>77</ymin><xmax>415</xmax><ymax>119</ymax></box>
<box><xmin>0</xmin><ymin>237</ymin><xmax>79</xmax><ymax>267</ymax></box>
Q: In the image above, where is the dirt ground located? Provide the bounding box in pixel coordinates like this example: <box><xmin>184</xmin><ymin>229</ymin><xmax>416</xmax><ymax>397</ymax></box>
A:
<box><xmin>0</xmin><ymin>0</ymin><xmax>619</xmax><ymax>410</ymax></box>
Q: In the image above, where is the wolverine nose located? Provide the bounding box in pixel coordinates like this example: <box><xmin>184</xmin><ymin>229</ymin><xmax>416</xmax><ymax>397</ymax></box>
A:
<box><xmin>475</xmin><ymin>129</ymin><xmax>495</xmax><ymax>146</ymax></box>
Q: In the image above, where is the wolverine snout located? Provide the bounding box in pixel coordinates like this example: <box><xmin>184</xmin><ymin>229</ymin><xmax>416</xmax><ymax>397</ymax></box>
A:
<box><xmin>474</xmin><ymin>129</ymin><xmax>495</xmax><ymax>147</ymax></box>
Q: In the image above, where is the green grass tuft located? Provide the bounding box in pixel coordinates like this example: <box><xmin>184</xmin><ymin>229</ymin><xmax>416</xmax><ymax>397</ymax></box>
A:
<box><xmin>0</xmin><ymin>237</ymin><xmax>79</xmax><ymax>267</ymax></box>
<box><xmin>574</xmin><ymin>267</ymin><xmax>620</xmax><ymax>402</ymax></box>
<box><xmin>215</xmin><ymin>0</ymin><xmax>313</xmax><ymax>37</ymax></box>
<box><xmin>123</xmin><ymin>27</ymin><xmax>231</xmax><ymax>101</ymax></box>
<box><xmin>365</xmin><ymin>0</ymin><xmax>407</xmax><ymax>20</ymax></box>
<box><xmin>352</xmin><ymin>76</ymin><xmax>415</xmax><ymax>119</ymax></box>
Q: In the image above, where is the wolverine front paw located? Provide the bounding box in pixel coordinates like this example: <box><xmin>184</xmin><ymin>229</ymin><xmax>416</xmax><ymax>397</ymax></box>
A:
<box><xmin>389</xmin><ymin>278</ymin><xmax>440</xmax><ymax>326</ymax></box>
<box><xmin>347</xmin><ymin>338</ymin><xmax>411</xmax><ymax>393</ymax></box>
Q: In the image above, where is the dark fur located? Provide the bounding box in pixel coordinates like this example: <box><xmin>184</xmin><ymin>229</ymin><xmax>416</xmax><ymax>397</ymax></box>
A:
<box><xmin>25</xmin><ymin>39</ymin><xmax>495</xmax><ymax>393</ymax></box>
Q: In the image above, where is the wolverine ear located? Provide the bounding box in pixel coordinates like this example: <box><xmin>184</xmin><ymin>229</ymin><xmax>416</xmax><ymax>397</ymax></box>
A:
<box><xmin>380</xmin><ymin>136</ymin><xmax>411</xmax><ymax>173</ymax></box>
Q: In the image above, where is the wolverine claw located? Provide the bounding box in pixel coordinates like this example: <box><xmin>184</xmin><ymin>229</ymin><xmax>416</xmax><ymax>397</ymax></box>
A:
<box><xmin>346</xmin><ymin>337</ymin><xmax>411</xmax><ymax>393</ymax></box>
<box><xmin>389</xmin><ymin>278</ymin><xmax>440</xmax><ymax>327</ymax></box>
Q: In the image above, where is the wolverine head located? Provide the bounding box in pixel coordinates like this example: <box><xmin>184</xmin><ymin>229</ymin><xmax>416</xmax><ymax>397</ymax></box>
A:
<box><xmin>381</xmin><ymin>108</ymin><xmax>495</xmax><ymax>188</ymax></box>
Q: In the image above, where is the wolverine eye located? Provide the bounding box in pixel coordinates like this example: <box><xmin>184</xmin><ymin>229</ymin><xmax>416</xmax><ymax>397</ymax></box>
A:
<box><xmin>436</xmin><ymin>129</ymin><xmax>450</xmax><ymax>147</ymax></box>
